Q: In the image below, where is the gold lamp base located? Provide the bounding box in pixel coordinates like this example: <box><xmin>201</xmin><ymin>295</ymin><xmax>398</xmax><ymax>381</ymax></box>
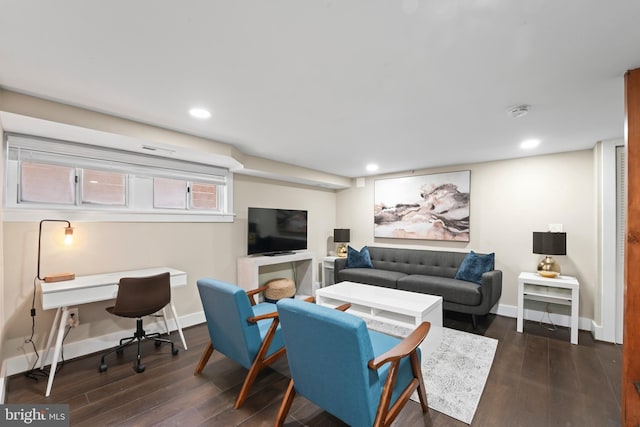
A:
<box><xmin>337</xmin><ymin>243</ymin><xmax>348</xmax><ymax>258</ymax></box>
<box><xmin>537</xmin><ymin>256</ymin><xmax>560</xmax><ymax>278</ymax></box>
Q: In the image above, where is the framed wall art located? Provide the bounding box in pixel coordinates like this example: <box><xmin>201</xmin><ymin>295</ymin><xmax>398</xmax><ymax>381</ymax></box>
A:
<box><xmin>374</xmin><ymin>170</ymin><xmax>470</xmax><ymax>241</ymax></box>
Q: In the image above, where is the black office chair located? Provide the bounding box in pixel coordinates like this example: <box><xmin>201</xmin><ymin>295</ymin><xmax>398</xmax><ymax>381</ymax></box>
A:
<box><xmin>99</xmin><ymin>272</ymin><xmax>179</xmax><ymax>373</ymax></box>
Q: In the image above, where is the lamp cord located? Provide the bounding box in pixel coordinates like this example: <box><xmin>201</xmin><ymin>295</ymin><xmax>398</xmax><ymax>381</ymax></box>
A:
<box><xmin>538</xmin><ymin>302</ymin><xmax>558</xmax><ymax>332</ymax></box>
<box><xmin>24</xmin><ymin>276</ymin><xmax>70</xmax><ymax>381</ymax></box>
<box><xmin>24</xmin><ymin>277</ymin><xmax>46</xmax><ymax>380</ymax></box>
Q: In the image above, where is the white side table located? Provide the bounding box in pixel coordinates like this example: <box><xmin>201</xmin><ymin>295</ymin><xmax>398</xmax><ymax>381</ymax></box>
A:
<box><xmin>517</xmin><ymin>272</ymin><xmax>580</xmax><ymax>344</ymax></box>
<box><xmin>322</xmin><ymin>256</ymin><xmax>339</xmax><ymax>288</ymax></box>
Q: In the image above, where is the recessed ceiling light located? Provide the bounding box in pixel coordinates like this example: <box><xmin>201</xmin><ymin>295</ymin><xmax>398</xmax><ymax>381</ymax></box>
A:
<box><xmin>366</xmin><ymin>163</ymin><xmax>379</xmax><ymax>172</ymax></box>
<box><xmin>520</xmin><ymin>139</ymin><xmax>540</xmax><ymax>149</ymax></box>
<box><xmin>189</xmin><ymin>108</ymin><xmax>211</xmax><ymax>119</ymax></box>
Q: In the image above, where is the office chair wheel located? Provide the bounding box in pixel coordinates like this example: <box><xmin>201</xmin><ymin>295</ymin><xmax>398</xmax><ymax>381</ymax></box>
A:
<box><xmin>172</xmin><ymin>348</ymin><xmax>179</xmax><ymax>356</ymax></box>
<box><xmin>99</xmin><ymin>363</ymin><xmax>108</xmax><ymax>372</ymax></box>
<box><xmin>135</xmin><ymin>364</ymin><xmax>145</xmax><ymax>373</ymax></box>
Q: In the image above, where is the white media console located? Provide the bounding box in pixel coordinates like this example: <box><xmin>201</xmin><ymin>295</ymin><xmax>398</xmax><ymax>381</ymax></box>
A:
<box><xmin>237</xmin><ymin>251</ymin><xmax>317</xmax><ymax>296</ymax></box>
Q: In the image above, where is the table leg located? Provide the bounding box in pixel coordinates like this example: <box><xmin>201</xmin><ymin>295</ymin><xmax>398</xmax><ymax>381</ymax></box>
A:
<box><xmin>571</xmin><ymin>288</ymin><xmax>579</xmax><ymax>344</ymax></box>
<box><xmin>45</xmin><ymin>307</ymin><xmax>70</xmax><ymax>397</ymax></box>
<box><xmin>170</xmin><ymin>302</ymin><xmax>187</xmax><ymax>350</ymax></box>
<box><xmin>161</xmin><ymin>307</ymin><xmax>170</xmax><ymax>336</ymax></box>
<box><xmin>516</xmin><ymin>280</ymin><xmax>524</xmax><ymax>333</ymax></box>
<box><xmin>40</xmin><ymin>307</ymin><xmax>62</xmax><ymax>370</ymax></box>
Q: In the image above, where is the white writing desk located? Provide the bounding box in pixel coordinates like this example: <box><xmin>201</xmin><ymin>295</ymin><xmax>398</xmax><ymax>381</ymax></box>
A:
<box><xmin>40</xmin><ymin>267</ymin><xmax>188</xmax><ymax>397</ymax></box>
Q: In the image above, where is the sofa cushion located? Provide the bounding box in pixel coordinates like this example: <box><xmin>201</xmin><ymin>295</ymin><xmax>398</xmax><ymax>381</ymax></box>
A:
<box><xmin>454</xmin><ymin>251</ymin><xmax>495</xmax><ymax>284</ymax></box>
<box><xmin>346</xmin><ymin>245</ymin><xmax>374</xmax><ymax>268</ymax></box>
<box><xmin>337</xmin><ymin>268</ymin><xmax>405</xmax><ymax>289</ymax></box>
<box><xmin>397</xmin><ymin>275</ymin><xmax>482</xmax><ymax>306</ymax></box>
<box><xmin>367</xmin><ymin>246</ymin><xmax>467</xmax><ymax>278</ymax></box>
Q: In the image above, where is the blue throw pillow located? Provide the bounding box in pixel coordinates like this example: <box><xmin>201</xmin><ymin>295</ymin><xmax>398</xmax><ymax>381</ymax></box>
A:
<box><xmin>455</xmin><ymin>251</ymin><xmax>495</xmax><ymax>285</ymax></box>
<box><xmin>346</xmin><ymin>245</ymin><xmax>373</xmax><ymax>268</ymax></box>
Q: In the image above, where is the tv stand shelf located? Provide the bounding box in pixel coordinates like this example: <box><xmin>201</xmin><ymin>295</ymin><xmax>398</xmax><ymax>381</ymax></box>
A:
<box><xmin>237</xmin><ymin>251</ymin><xmax>317</xmax><ymax>297</ymax></box>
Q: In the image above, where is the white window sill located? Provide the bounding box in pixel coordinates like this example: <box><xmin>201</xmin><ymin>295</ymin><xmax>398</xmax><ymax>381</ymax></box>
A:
<box><xmin>2</xmin><ymin>208</ymin><xmax>235</xmax><ymax>223</ymax></box>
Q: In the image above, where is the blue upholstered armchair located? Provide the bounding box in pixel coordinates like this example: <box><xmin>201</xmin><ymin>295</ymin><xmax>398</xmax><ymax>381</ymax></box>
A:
<box><xmin>194</xmin><ymin>278</ymin><xmax>286</xmax><ymax>409</ymax></box>
<box><xmin>275</xmin><ymin>299</ymin><xmax>430</xmax><ymax>427</ymax></box>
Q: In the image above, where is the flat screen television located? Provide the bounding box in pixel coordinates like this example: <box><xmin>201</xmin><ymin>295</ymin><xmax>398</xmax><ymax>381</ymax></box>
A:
<box><xmin>247</xmin><ymin>207</ymin><xmax>308</xmax><ymax>256</ymax></box>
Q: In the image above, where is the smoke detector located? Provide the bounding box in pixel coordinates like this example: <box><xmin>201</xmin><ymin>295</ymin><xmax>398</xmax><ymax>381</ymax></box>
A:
<box><xmin>507</xmin><ymin>105</ymin><xmax>530</xmax><ymax>118</ymax></box>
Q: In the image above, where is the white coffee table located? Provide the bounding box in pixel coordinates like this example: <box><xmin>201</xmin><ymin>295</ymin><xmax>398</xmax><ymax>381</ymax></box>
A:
<box><xmin>315</xmin><ymin>281</ymin><xmax>443</xmax><ymax>328</ymax></box>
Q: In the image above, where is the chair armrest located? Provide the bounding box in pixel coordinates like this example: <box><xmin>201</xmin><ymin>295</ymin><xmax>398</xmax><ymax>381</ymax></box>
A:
<box><xmin>479</xmin><ymin>270</ymin><xmax>503</xmax><ymax>310</ymax></box>
<box><xmin>247</xmin><ymin>311</ymin><xmax>279</xmax><ymax>324</ymax></box>
<box><xmin>334</xmin><ymin>257</ymin><xmax>348</xmax><ymax>283</ymax></box>
<box><xmin>246</xmin><ymin>285</ymin><xmax>270</xmax><ymax>306</ymax></box>
<box><xmin>368</xmin><ymin>322</ymin><xmax>431</xmax><ymax>369</ymax></box>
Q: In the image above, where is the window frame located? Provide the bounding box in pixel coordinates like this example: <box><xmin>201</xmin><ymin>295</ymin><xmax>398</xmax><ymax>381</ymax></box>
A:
<box><xmin>3</xmin><ymin>133</ymin><xmax>234</xmax><ymax>223</ymax></box>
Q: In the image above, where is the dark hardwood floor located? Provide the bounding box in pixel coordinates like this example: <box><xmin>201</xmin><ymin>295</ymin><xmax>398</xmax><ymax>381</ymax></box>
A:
<box><xmin>6</xmin><ymin>313</ymin><xmax>622</xmax><ymax>426</ymax></box>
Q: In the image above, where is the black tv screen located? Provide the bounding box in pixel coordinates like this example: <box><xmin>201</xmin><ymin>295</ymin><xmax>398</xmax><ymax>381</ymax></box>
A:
<box><xmin>247</xmin><ymin>207</ymin><xmax>308</xmax><ymax>255</ymax></box>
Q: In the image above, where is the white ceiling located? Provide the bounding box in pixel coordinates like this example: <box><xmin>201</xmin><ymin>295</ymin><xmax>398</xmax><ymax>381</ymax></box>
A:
<box><xmin>1</xmin><ymin>1</ymin><xmax>639</xmax><ymax>178</ymax></box>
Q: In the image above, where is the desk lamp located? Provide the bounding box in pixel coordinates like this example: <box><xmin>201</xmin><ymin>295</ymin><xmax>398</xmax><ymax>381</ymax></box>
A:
<box><xmin>532</xmin><ymin>231</ymin><xmax>566</xmax><ymax>278</ymax></box>
<box><xmin>37</xmin><ymin>219</ymin><xmax>75</xmax><ymax>282</ymax></box>
<box><xmin>333</xmin><ymin>228</ymin><xmax>350</xmax><ymax>258</ymax></box>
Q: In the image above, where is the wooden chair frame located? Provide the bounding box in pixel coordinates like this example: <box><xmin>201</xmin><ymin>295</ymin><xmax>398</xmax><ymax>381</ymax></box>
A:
<box><xmin>275</xmin><ymin>320</ymin><xmax>430</xmax><ymax>427</ymax></box>
<box><xmin>194</xmin><ymin>285</ymin><xmax>286</xmax><ymax>409</ymax></box>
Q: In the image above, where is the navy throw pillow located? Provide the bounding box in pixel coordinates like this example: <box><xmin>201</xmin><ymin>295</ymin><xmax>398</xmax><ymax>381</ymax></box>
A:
<box><xmin>346</xmin><ymin>245</ymin><xmax>374</xmax><ymax>268</ymax></box>
<box><xmin>455</xmin><ymin>251</ymin><xmax>495</xmax><ymax>285</ymax></box>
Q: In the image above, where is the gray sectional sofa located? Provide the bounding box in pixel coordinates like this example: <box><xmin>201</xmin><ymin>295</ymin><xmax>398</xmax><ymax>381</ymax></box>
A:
<box><xmin>333</xmin><ymin>246</ymin><xmax>502</xmax><ymax>328</ymax></box>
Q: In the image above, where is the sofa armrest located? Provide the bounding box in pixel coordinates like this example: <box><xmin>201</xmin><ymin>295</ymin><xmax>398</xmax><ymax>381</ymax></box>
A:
<box><xmin>334</xmin><ymin>257</ymin><xmax>348</xmax><ymax>283</ymax></box>
<box><xmin>479</xmin><ymin>269</ymin><xmax>503</xmax><ymax>310</ymax></box>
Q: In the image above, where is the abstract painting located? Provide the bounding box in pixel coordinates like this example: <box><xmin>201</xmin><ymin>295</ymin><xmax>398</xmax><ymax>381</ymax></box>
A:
<box><xmin>374</xmin><ymin>170</ymin><xmax>470</xmax><ymax>241</ymax></box>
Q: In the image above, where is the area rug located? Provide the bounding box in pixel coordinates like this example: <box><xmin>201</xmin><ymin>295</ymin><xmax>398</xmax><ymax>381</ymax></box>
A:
<box><xmin>365</xmin><ymin>319</ymin><xmax>498</xmax><ymax>425</ymax></box>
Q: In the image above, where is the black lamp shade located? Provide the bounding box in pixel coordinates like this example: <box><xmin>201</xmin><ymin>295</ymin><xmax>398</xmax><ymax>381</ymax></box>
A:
<box><xmin>533</xmin><ymin>232</ymin><xmax>566</xmax><ymax>255</ymax></box>
<box><xmin>333</xmin><ymin>228</ymin><xmax>350</xmax><ymax>243</ymax></box>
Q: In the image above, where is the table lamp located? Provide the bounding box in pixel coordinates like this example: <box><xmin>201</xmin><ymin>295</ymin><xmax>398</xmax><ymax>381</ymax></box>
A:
<box><xmin>333</xmin><ymin>228</ymin><xmax>350</xmax><ymax>258</ymax></box>
<box><xmin>532</xmin><ymin>231</ymin><xmax>566</xmax><ymax>278</ymax></box>
<box><xmin>37</xmin><ymin>219</ymin><xmax>75</xmax><ymax>282</ymax></box>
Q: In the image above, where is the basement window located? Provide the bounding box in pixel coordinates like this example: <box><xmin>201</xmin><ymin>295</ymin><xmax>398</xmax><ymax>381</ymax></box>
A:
<box><xmin>81</xmin><ymin>168</ymin><xmax>127</xmax><ymax>206</ymax></box>
<box><xmin>4</xmin><ymin>133</ymin><xmax>234</xmax><ymax>222</ymax></box>
<box><xmin>20</xmin><ymin>162</ymin><xmax>76</xmax><ymax>204</ymax></box>
<box><xmin>153</xmin><ymin>178</ymin><xmax>218</xmax><ymax>211</ymax></box>
<box><xmin>191</xmin><ymin>182</ymin><xmax>217</xmax><ymax>210</ymax></box>
<box><xmin>154</xmin><ymin>177</ymin><xmax>187</xmax><ymax>209</ymax></box>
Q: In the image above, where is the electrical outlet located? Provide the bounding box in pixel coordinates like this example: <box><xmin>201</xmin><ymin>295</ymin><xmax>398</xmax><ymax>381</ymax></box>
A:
<box><xmin>67</xmin><ymin>307</ymin><xmax>79</xmax><ymax>327</ymax></box>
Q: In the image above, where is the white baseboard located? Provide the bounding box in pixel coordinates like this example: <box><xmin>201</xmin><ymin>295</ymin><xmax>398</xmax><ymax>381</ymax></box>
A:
<box><xmin>591</xmin><ymin>320</ymin><xmax>604</xmax><ymax>341</ymax></box>
<box><xmin>4</xmin><ymin>311</ymin><xmax>206</xmax><ymax>378</ymax></box>
<box><xmin>590</xmin><ymin>320</ymin><xmax>619</xmax><ymax>343</ymax></box>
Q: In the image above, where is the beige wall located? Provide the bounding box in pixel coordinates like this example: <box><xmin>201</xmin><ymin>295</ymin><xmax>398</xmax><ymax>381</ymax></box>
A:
<box><xmin>1</xmin><ymin>174</ymin><xmax>336</xmax><ymax>364</ymax></box>
<box><xmin>336</xmin><ymin>150</ymin><xmax>597</xmax><ymax>319</ymax></box>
